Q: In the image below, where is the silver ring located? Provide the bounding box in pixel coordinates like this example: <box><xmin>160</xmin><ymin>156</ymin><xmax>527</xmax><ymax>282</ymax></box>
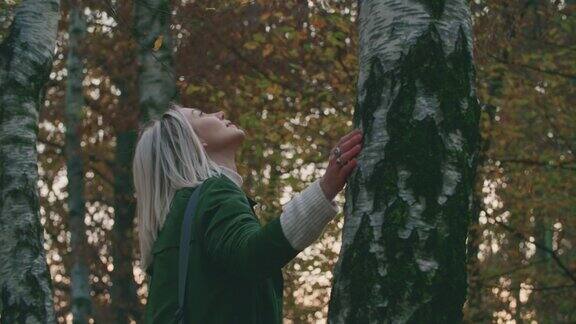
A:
<box><xmin>336</xmin><ymin>157</ymin><xmax>347</xmax><ymax>167</ymax></box>
<box><xmin>333</xmin><ymin>146</ymin><xmax>342</xmax><ymax>157</ymax></box>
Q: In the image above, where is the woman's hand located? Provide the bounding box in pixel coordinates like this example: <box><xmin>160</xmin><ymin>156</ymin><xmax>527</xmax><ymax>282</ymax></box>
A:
<box><xmin>319</xmin><ymin>129</ymin><xmax>363</xmax><ymax>201</ymax></box>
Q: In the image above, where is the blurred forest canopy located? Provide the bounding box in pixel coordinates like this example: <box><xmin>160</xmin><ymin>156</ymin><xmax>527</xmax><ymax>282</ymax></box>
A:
<box><xmin>0</xmin><ymin>0</ymin><xmax>573</xmax><ymax>322</ymax></box>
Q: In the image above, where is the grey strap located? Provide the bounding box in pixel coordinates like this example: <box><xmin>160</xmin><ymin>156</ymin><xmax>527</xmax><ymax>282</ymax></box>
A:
<box><xmin>174</xmin><ymin>182</ymin><xmax>205</xmax><ymax>324</ymax></box>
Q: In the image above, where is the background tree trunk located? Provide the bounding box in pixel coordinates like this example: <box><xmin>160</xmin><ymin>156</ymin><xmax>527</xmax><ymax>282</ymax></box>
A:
<box><xmin>328</xmin><ymin>1</ymin><xmax>481</xmax><ymax>322</ymax></box>
<box><xmin>64</xmin><ymin>2</ymin><xmax>92</xmax><ymax>323</ymax></box>
<box><xmin>134</xmin><ymin>0</ymin><xmax>176</xmax><ymax>122</ymax></box>
<box><xmin>110</xmin><ymin>129</ymin><xmax>140</xmax><ymax>323</ymax></box>
<box><xmin>107</xmin><ymin>2</ymin><xmax>141</xmax><ymax>322</ymax></box>
<box><xmin>0</xmin><ymin>0</ymin><xmax>60</xmax><ymax>322</ymax></box>
<box><xmin>108</xmin><ymin>0</ymin><xmax>176</xmax><ymax>322</ymax></box>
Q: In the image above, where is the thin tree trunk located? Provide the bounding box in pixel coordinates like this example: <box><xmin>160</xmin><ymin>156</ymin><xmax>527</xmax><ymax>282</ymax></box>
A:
<box><xmin>108</xmin><ymin>1</ymin><xmax>141</xmax><ymax>321</ymax></box>
<box><xmin>532</xmin><ymin>213</ymin><xmax>553</xmax><ymax>320</ymax></box>
<box><xmin>465</xmin><ymin>77</ymin><xmax>496</xmax><ymax>323</ymax></box>
<box><xmin>108</xmin><ymin>1</ymin><xmax>176</xmax><ymax>322</ymax></box>
<box><xmin>529</xmin><ymin>1</ymin><xmax>554</xmax><ymax>318</ymax></box>
<box><xmin>465</xmin><ymin>191</ymin><xmax>484</xmax><ymax>322</ymax></box>
<box><xmin>110</xmin><ymin>130</ymin><xmax>140</xmax><ymax>323</ymax></box>
<box><xmin>64</xmin><ymin>3</ymin><xmax>92</xmax><ymax>323</ymax></box>
<box><xmin>328</xmin><ymin>1</ymin><xmax>481</xmax><ymax>322</ymax></box>
<box><xmin>0</xmin><ymin>0</ymin><xmax>60</xmax><ymax>322</ymax></box>
<box><xmin>134</xmin><ymin>0</ymin><xmax>176</xmax><ymax>122</ymax></box>
<box><xmin>99</xmin><ymin>3</ymin><xmax>141</xmax><ymax>323</ymax></box>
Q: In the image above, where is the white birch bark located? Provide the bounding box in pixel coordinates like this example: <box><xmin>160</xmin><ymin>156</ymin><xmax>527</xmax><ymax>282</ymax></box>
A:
<box><xmin>0</xmin><ymin>0</ymin><xmax>60</xmax><ymax>322</ymax></box>
<box><xmin>108</xmin><ymin>0</ymin><xmax>175</xmax><ymax>322</ymax></box>
<box><xmin>328</xmin><ymin>1</ymin><xmax>481</xmax><ymax>322</ymax></box>
<box><xmin>134</xmin><ymin>0</ymin><xmax>176</xmax><ymax>122</ymax></box>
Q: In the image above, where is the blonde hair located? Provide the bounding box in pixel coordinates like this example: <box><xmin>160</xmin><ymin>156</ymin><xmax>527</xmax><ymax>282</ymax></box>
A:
<box><xmin>132</xmin><ymin>102</ymin><xmax>222</xmax><ymax>271</ymax></box>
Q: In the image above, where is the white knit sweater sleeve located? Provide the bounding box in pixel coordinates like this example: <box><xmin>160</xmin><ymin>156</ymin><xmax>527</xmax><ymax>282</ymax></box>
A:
<box><xmin>279</xmin><ymin>178</ymin><xmax>340</xmax><ymax>251</ymax></box>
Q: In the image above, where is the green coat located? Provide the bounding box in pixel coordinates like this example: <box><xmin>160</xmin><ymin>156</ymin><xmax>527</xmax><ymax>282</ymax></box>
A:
<box><xmin>144</xmin><ymin>174</ymin><xmax>300</xmax><ymax>323</ymax></box>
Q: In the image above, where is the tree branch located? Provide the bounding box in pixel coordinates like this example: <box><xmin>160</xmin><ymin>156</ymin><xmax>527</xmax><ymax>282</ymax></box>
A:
<box><xmin>487</xmin><ymin>53</ymin><xmax>576</xmax><ymax>80</ymax></box>
<box><xmin>541</xmin><ymin>103</ymin><xmax>575</xmax><ymax>153</ymax></box>
<box><xmin>479</xmin><ymin>258</ymin><xmax>549</xmax><ymax>282</ymax></box>
<box><xmin>494</xmin><ymin>220</ymin><xmax>576</xmax><ymax>285</ymax></box>
<box><xmin>38</xmin><ymin>138</ymin><xmax>64</xmax><ymax>151</ymax></box>
<box><xmin>496</xmin><ymin>157</ymin><xmax>576</xmax><ymax>171</ymax></box>
<box><xmin>38</xmin><ymin>138</ymin><xmax>114</xmax><ymax>169</ymax></box>
<box><xmin>480</xmin><ymin>283</ymin><xmax>576</xmax><ymax>292</ymax></box>
<box><xmin>88</xmin><ymin>166</ymin><xmax>114</xmax><ymax>188</ymax></box>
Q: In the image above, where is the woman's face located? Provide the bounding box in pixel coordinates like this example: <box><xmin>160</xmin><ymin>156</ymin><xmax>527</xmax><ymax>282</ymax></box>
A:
<box><xmin>182</xmin><ymin>107</ymin><xmax>245</xmax><ymax>153</ymax></box>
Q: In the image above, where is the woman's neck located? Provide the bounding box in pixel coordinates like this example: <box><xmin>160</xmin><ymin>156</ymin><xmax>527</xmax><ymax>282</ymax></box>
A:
<box><xmin>209</xmin><ymin>152</ymin><xmax>238</xmax><ymax>173</ymax></box>
<box><xmin>210</xmin><ymin>155</ymin><xmax>243</xmax><ymax>187</ymax></box>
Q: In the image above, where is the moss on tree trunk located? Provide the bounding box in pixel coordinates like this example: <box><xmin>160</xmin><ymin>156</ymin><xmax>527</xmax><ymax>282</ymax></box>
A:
<box><xmin>328</xmin><ymin>1</ymin><xmax>481</xmax><ymax>322</ymax></box>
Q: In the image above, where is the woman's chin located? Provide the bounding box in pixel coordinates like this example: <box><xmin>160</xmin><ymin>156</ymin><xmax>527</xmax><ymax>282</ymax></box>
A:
<box><xmin>238</xmin><ymin>129</ymin><xmax>246</xmax><ymax>140</ymax></box>
<box><xmin>231</xmin><ymin>126</ymin><xmax>246</xmax><ymax>141</ymax></box>
<box><xmin>231</xmin><ymin>125</ymin><xmax>245</xmax><ymax>135</ymax></box>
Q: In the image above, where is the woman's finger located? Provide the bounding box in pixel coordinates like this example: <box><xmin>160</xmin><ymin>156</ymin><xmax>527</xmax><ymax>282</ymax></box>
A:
<box><xmin>336</xmin><ymin>129</ymin><xmax>362</xmax><ymax>148</ymax></box>
<box><xmin>343</xmin><ymin>134</ymin><xmax>363</xmax><ymax>153</ymax></box>
<box><xmin>338</xmin><ymin>143</ymin><xmax>362</xmax><ymax>164</ymax></box>
<box><xmin>338</xmin><ymin>158</ymin><xmax>358</xmax><ymax>178</ymax></box>
<box><xmin>331</xmin><ymin>133</ymin><xmax>362</xmax><ymax>159</ymax></box>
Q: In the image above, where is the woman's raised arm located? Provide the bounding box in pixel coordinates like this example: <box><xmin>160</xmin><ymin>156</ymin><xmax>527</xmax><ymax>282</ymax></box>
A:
<box><xmin>200</xmin><ymin>129</ymin><xmax>363</xmax><ymax>280</ymax></box>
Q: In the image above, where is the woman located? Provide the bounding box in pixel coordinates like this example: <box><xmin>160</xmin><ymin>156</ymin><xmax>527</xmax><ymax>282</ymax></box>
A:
<box><xmin>132</xmin><ymin>102</ymin><xmax>363</xmax><ymax>323</ymax></box>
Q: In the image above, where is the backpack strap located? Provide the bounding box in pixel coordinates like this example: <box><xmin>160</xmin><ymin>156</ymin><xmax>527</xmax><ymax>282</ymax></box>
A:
<box><xmin>174</xmin><ymin>182</ymin><xmax>205</xmax><ymax>324</ymax></box>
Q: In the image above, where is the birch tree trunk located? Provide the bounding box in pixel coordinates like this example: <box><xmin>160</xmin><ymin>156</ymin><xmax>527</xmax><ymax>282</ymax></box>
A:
<box><xmin>64</xmin><ymin>3</ymin><xmax>92</xmax><ymax>323</ymax></box>
<box><xmin>134</xmin><ymin>0</ymin><xmax>176</xmax><ymax>122</ymax></box>
<box><xmin>328</xmin><ymin>1</ymin><xmax>481</xmax><ymax>322</ymax></box>
<box><xmin>108</xmin><ymin>1</ymin><xmax>175</xmax><ymax>322</ymax></box>
<box><xmin>0</xmin><ymin>0</ymin><xmax>60</xmax><ymax>322</ymax></box>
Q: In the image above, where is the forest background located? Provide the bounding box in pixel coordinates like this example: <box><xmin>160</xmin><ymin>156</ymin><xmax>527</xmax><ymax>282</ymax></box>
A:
<box><xmin>0</xmin><ymin>0</ymin><xmax>574</xmax><ymax>323</ymax></box>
